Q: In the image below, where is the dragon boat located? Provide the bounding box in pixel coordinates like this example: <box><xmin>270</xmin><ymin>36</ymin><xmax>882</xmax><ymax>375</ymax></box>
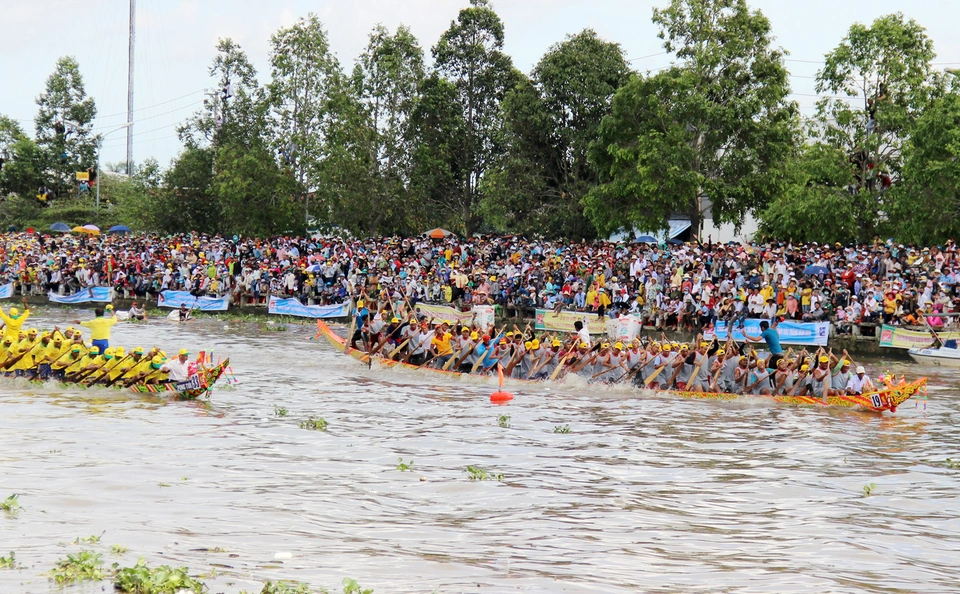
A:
<box><xmin>316</xmin><ymin>321</ymin><xmax>925</xmax><ymax>414</ymax></box>
<box><xmin>13</xmin><ymin>359</ymin><xmax>230</xmax><ymax>401</ymax></box>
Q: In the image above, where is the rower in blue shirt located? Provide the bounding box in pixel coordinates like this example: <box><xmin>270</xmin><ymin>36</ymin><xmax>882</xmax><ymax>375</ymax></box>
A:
<box><xmin>743</xmin><ymin>319</ymin><xmax>784</xmax><ymax>368</ymax></box>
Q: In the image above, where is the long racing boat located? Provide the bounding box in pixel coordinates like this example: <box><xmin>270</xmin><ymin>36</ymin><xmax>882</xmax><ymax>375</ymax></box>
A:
<box><xmin>316</xmin><ymin>321</ymin><xmax>925</xmax><ymax>414</ymax></box>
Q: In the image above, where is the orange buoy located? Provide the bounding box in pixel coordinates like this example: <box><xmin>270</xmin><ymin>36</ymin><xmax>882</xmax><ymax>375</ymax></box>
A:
<box><xmin>490</xmin><ymin>390</ymin><xmax>514</xmax><ymax>403</ymax></box>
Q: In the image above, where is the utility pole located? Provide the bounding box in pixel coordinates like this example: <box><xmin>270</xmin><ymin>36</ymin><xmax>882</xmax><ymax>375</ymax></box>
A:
<box><xmin>126</xmin><ymin>0</ymin><xmax>136</xmax><ymax>175</ymax></box>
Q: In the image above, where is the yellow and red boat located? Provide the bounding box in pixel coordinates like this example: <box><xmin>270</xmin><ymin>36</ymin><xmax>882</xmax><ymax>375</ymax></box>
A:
<box><xmin>316</xmin><ymin>321</ymin><xmax>925</xmax><ymax>413</ymax></box>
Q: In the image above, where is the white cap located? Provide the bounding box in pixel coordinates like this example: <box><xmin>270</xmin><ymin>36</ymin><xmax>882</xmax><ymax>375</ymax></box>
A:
<box><xmin>856</xmin><ymin>366</ymin><xmax>866</xmax><ymax>374</ymax></box>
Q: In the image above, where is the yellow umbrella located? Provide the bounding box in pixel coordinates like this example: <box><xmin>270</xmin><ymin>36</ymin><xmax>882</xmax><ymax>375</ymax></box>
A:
<box><xmin>73</xmin><ymin>226</ymin><xmax>100</xmax><ymax>235</ymax></box>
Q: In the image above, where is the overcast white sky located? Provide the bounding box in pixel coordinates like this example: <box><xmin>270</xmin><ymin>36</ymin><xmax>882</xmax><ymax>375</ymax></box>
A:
<box><xmin>2</xmin><ymin>0</ymin><xmax>958</xmax><ymax>168</ymax></box>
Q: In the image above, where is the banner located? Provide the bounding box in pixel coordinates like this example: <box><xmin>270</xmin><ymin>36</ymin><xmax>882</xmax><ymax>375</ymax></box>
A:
<box><xmin>0</xmin><ymin>283</ymin><xmax>13</xmax><ymax>299</ymax></box>
<box><xmin>414</xmin><ymin>303</ymin><xmax>475</xmax><ymax>324</ymax></box>
<box><xmin>878</xmin><ymin>325</ymin><xmax>960</xmax><ymax>349</ymax></box>
<box><xmin>268</xmin><ymin>296</ymin><xmax>349</xmax><ymax>319</ymax></box>
<box><xmin>473</xmin><ymin>305</ymin><xmax>495</xmax><ymax>328</ymax></box>
<box><xmin>158</xmin><ymin>290</ymin><xmax>229</xmax><ymax>312</ymax></box>
<box><xmin>535</xmin><ymin>309</ymin><xmax>608</xmax><ymax>335</ymax></box>
<box><xmin>712</xmin><ymin>319</ymin><xmax>830</xmax><ymax>346</ymax></box>
<box><xmin>613</xmin><ymin>314</ymin><xmax>642</xmax><ymax>342</ymax></box>
<box><xmin>48</xmin><ymin>287</ymin><xmax>112</xmax><ymax>305</ymax></box>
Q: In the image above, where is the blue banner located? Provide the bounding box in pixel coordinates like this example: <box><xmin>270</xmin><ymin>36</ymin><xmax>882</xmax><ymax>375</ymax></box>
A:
<box><xmin>47</xmin><ymin>287</ymin><xmax>112</xmax><ymax>304</ymax></box>
<box><xmin>712</xmin><ymin>319</ymin><xmax>830</xmax><ymax>346</ymax></box>
<box><xmin>158</xmin><ymin>290</ymin><xmax>230</xmax><ymax>312</ymax></box>
<box><xmin>0</xmin><ymin>283</ymin><xmax>13</xmax><ymax>299</ymax></box>
<box><xmin>268</xmin><ymin>296</ymin><xmax>349</xmax><ymax>319</ymax></box>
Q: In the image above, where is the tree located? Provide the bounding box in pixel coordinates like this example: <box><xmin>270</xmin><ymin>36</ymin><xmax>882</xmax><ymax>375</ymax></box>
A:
<box><xmin>810</xmin><ymin>12</ymin><xmax>938</xmax><ymax>239</ymax></box>
<box><xmin>34</xmin><ymin>56</ymin><xmax>98</xmax><ymax>201</ymax></box>
<box><xmin>0</xmin><ymin>116</ymin><xmax>44</xmax><ymax>200</ymax></box>
<box><xmin>886</xmin><ymin>86</ymin><xmax>960</xmax><ymax>244</ymax></box>
<box><xmin>427</xmin><ymin>0</ymin><xmax>519</xmax><ymax>235</ymax></box>
<box><xmin>585</xmin><ymin>0</ymin><xmax>798</xmax><ymax>238</ymax></box>
<box><xmin>484</xmin><ymin>29</ymin><xmax>630</xmax><ymax>239</ymax></box>
<box><xmin>343</xmin><ymin>24</ymin><xmax>426</xmax><ymax>235</ymax></box>
<box><xmin>267</xmin><ymin>14</ymin><xmax>343</xmax><ymax>225</ymax></box>
<box><xmin>757</xmin><ymin>144</ymin><xmax>860</xmax><ymax>243</ymax></box>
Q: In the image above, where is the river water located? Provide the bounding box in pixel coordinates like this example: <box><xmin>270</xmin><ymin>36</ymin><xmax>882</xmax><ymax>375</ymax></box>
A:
<box><xmin>1</xmin><ymin>309</ymin><xmax>959</xmax><ymax>593</ymax></box>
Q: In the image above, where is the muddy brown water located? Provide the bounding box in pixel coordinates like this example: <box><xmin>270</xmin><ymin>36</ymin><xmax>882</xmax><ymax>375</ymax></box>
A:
<box><xmin>1</xmin><ymin>310</ymin><xmax>959</xmax><ymax>593</ymax></box>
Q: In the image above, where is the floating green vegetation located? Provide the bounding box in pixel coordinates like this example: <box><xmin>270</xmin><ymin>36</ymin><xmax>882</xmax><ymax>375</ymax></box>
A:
<box><xmin>945</xmin><ymin>458</ymin><xmax>960</xmax><ymax>469</ymax></box>
<box><xmin>0</xmin><ymin>552</ymin><xmax>18</xmax><ymax>569</ymax></box>
<box><xmin>396</xmin><ymin>458</ymin><xmax>414</xmax><ymax>472</ymax></box>
<box><xmin>258</xmin><ymin>581</ymin><xmax>319</xmax><ymax>594</ymax></box>
<box><xmin>114</xmin><ymin>558</ymin><xmax>207</xmax><ymax>593</ymax></box>
<box><xmin>74</xmin><ymin>532</ymin><xmax>104</xmax><ymax>544</ymax></box>
<box><xmin>497</xmin><ymin>414</ymin><xmax>510</xmax><ymax>428</ymax></box>
<box><xmin>111</xmin><ymin>544</ymin><xmax>129</xmax><ymax>555</ymax></box>
<box><xmin>274</xmin><ymin>405</ymin><xmax>289</xmax><ymax>417</ymax></box>
<box><xmin>260</xmin><ymin>323</ymin><xmax>288</xmax><ymax>332</ymax></box>
<box><xmin>0</xmin><ymin>494</ymin><xmax>21</xmax><ymax>514</ymax></box>
<box><xmin>299</xmin><ymin>417</ymin><xmax>328</xmax><ymax>431</ymax></box>
<box><xmin>342</xmin><ymin>578</ymin><xmax>373</xmax><ymax>594</ymax></box>
<box><xmin>465</xmin><ymin>465</ymin><xmax>503</xmax><ymax>481</ymax></box>
<box><xmin>862</xmin><ymin>483</ymin><xmax>877</xmax><ymax>497</ymax></box>
<box><xmin>553</xmin><ymin>424</ymin><xmax>571</xmax><ymax>434</ymax></box>
<box><xmin>51</xmin><ymin>550</ymin><xmax>105</xmax><ymax>584</ymax></box>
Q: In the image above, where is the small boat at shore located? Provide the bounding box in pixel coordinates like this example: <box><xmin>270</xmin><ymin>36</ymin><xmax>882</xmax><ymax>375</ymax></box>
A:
<box><xmin>316</xmin><ymin>321</ymin><xmax>925</xmax><ymax>414</ymax></box>
<box><xmin>14</xmin><ymin>359</ymin><xmax>230</xmax><ymax>401</ymax></box>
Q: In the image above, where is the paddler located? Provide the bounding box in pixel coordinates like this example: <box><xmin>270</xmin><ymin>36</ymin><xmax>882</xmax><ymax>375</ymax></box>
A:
<box><xmin>685</xmin><ymin>341</ymin><xmax>713</xmax><ymax>392</ymax></box>
<box><xmin>530</xmin><ymin>339</ymin><xmax>562</xmax><ymax>379</ymax></box>
<box><xmin>0</xmin><ymin>298</ymin><xmax>30</xmax><ymax>343</ymax></box>
<box><xmin>846</xmin><ymin>365</ymin><xmax>874</xmax><ymax>395</ymax></box>
<box><xmin>52</xmin><ymin>346</ymin><xmax>83</xmax><ymax>380</ymax></box>
<box><xmin>143</xmin><ymin>355</ymin><xmax>170</xmax><ymax>384</ymax></box>
<box><xmin>75</xmin><ymin>306</ymin><xmax>118</xmax><ymax>352</ymax></box>
<box><xmin>11</xmin><ymin>329</ymin><xmax>49</xmax><ymax>376</ymax></box>
<box><xmin>66</xmin><ymin>346</ymin><xmax>103</xmax><ymax>381</ymax></box>
<box><xmin>831</xmin><ymin>352</ymin><xmax>854</xmax><ymax>394</ymax></box>
<box><xmin>33</xmin><ymin>331</ymin><xmax>66</xmax><ymax>380</ymax></box>
<box><xmin>811</xmin><ymin>353</ymin><xmax>836</xmax><ymax>402</ymax></box>
<box><xmin>83</xmin><ymin>347</ymin><xmax>122</xmax><ymax>384</ymax></box>
<box><xmin>669</xmin><ymin>343</ymin><xmax>693</xmax><ymax>389</ymax></box>
<box><xmin>429</xmin><ymin>321</ymin><xmax>455</xmax><ymax>368</ymax></box>
<box><xmin>107</xmin><ymin>346</ymin><xmax>146</xmax><ymax>384</ymax></box>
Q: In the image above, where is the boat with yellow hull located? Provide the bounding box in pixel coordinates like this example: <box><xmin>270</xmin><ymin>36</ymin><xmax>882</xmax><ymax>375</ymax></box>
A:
<box><xmin>317</xmin><ymin>321</ymin><xmax>925</xmax><ymax>413</ymax></box>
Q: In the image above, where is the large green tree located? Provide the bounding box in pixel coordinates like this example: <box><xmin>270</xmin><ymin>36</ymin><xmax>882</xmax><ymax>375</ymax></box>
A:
<box><xmin>34</xmin><ymin>57</ymin><xmax>99</xmax><ymax>201</ymax></box>
<box><xmin>424</xmin><ymin>0</ymin><xmax>519</xmax><ymax>235</ymax></box>
<box><xmin>585</xmin><ymin>0</ymin><xmax>797</xmax><ymax>238</ymax></box>
<box><xmin>483</xmin><ymin>29</ymin><xmax>630</xmax><ymax>239</ymax></box>
<box><xmin>267</xmin><ymin>14</ymin><xmax>342</xmax><ymax>226</ymax></box>
<box><xmin>808</xmin><ymin>12</ymin><xmax>938</xmax><ymax>239</ymax></box>
<box><xmin>0</xmin><ymin>116</ymin><xmax>44</xmax><ymax>200</ymax></box>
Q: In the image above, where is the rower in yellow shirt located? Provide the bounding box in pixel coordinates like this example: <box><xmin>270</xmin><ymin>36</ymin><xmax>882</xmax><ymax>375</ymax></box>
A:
<box><xmin>11</xmin><ymin>330</ymin><xmax>49</xmax><ymax>375</ymax></box>
<box><xmin>75</xmin><ymin>306</ymin><xmax>118</xmax><ymax>353</ymax></box>
<box><xmin>108</xmin><ymin>347</ymin><xmax>146</xmax><ymax>383</ymax></box>
<box><xmin>84</xmin><ymin>347</ymin><xmax>123</xmax><ymax>384</ymax></box>
<box><xmin>66</xmin><ymin>346</ymin><xmax>103</xmax><ymax>380</ymax></box>
<box><xmin>54</xmin><ymin>347</ymin><xmax>84</xmax><ymax>380</ymax></box>
<box><xmin>0</xmin><ymin>298</ymin><xmax>30</xmax><ymax>343</ymax></box>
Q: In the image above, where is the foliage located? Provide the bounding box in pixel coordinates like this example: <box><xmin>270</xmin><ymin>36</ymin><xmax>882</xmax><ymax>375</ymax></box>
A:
<box><xmin>0</xmin><ymin>494</ymin><xmax>21</xmax><ymax>513</ymax></box>
<box><xmin>553</xmin><ymin>424</ymin><xmax>572</xmax><ymax>434</ymax></box>
<box><xmin>484</xmin><ymin>29</ymin><xmax>629</xmax><ymax>239</ymax></box>
<box><xmin>808</xmin><ymin>12</ymin><xmax>939</xmax><ymax>240</ymax></box>
<box><xmin>51</xmin><ymin>550</ymin><xmax>105</xmax><ymax>584</ymax></box>
<box><xmin>111</xmin><ymin>544</ymin><xmax>130</xmax><ymax>555</ymax></box>
<box><xmin>586</xmin><ymin>0</ymin><xmax>797</xmax><ymax>238</ymax></box>
<box><xmin>114</xmin><ymin>558</ymin><xmax>208</xmax><ymax>593</ymax></box>
<box><xmin>298</xmin><ymin>417</ymin><xmax>328</xmax><ymax>431</ymax></box>
<box><xmin>259</xmin><ymin>581</ymin><xmax>320</xmax><ymax>594</ymax></box>
<box><xmin>0</xmin><ymin>552</ymin><xmax>18</xmax><ymax>569</ymax></box>
<box><xmin>74</xmin><ymin>532</ymin><xmax>104</xmax><ymax>544</ymax></box>
<box><xmin>425</xmin><ymin>0</ymin><xmax>519</xmax><ymax>235</ymax></box>
<box><xmin>465</xmin><ymin>465</ymin><xmax>502</xmax><ymax>481</ymax></box>
<box><xmin>34</xmin><ymin>56</ymin><xmax>99</xmax><ymax>201</ymax></box>
<box><xmin>274</xmin><ymin>405</ymin><xmax>289</xmax><ymax>417</ymax></box>
<box><xmin>396</xmin><ymin>458</ymin><xmax>414</xmax><ymax>471</ymax></box>
<box><xmin>862</xmin><ymin>482</ymin><xmax>877</xmax><ymax>497</ymax></box>
<box><xmin>945</xmin><ymin>458</ymin><xmax>960</xmax><ymax>469</ymax></box>
<box><xmin>341</xmin><ymin>577</ymin><xmax>373</xmax><ymax>594</ymax></box>
<box><xmin>497</xmin><ymin>414</ymin><xmax>510</xmax><ymax>428</ymax></box>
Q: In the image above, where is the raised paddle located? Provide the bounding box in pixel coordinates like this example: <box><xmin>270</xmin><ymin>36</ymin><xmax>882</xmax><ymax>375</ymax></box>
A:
<box><xmin>389</xmin><ymin>337</ymin><xmax>412</xmax><ymax>360</ymax></box>
<box><xmin>548</xmin><ymin>349</ymin><xmax>576</xmax><ymax>381</ymax></box>
<box><xmin>643</xmin><ymin>353</ymin><xmax>675</xmax><ymax>387</ymax></box>
<box><xmin>343</xmin><ymin>299</ymin><xmax>357</xmax><ymax>354</ymax></box>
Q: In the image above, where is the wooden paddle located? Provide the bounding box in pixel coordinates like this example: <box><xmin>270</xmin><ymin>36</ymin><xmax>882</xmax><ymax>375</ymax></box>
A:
<box><xmin>389</xmin><ymin>337</ymin><xmax>412</xmax><ymax>360</ymax></box>
<box><xmin>343</xmin><ymin>299</ymin><xmax>357</xmax><ymax>354</ymax></box>
<box><xmin>643</xmin><ymin>352</ymin><xmax>674</xmax><ymax>387</ymax></box>
<box><xmin>548</xmin><ymin>349</ymin><xmax>576</xmax><ymax>381</ymax></box>
<box><xmin>84</xmin><ymin>353</ymin><xmax>133</xmax><ymax>385</ymax></box>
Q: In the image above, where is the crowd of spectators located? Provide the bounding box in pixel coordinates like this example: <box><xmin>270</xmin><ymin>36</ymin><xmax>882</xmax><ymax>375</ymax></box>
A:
<box><xmin>1</xmin><ymin>231</ymin><xmax>958</xmax><ymax>332</ymax></box>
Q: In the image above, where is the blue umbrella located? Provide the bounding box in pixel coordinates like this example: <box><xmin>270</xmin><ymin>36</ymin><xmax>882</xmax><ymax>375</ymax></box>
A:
<box><xmin>634</xmin><ymin>235</ymin><xmax>658</xmax><ymax>243</ymax></box>
<box><xmin>49</xmin><ymin>222</ymin><xmax>71</xmax><ymax>232</ymax></box>
<box><xmin>667</xmin><ymin>238</ymin><xmax>684</xmax><ymax>246</ymax></box>
<box><xmin>108</xmin><ymin>225</ymin><xmax>131</xmax><ymax>234</ymax></box>
<box><xmin>804</xmin><ymin>265</ymin><xmax>830</xmax><ymax>275</ymax></box>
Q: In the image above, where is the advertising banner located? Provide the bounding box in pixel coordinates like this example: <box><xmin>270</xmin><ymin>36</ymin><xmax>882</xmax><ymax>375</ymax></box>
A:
<box><xmin>534</xmin><ymin>309</ymin><xmax>607</xmax><ymax>335</ymax></box>
<box><xmin>878</xmin><ymin>325</ymin><xmax>960</xmax><ymax>349</ymax></box>
<box><xmin>48</xmin><ymin>287</ymin><xmax>112</xmax><ymax>305</ymax></box>
<box><xmin>414</xmin><ymin>303</ymin><xmax>476</xmax><ymax>324</ymax></box>
<box><xmin>158</xmin><ymin>290</ymin><xmax>229</xmax><ymax>311</ymax></box>
<box><xmin>268</xmin><ymin>296</ymin><xmax>350</xmax><ymax>319</ymax></box>
<box><xmin>712</xmin><ymin>319</ymin><xmax>831</xmax><ymax>346</ymax></box>
<box><xmin>0</xmin><ymin>283</ymin><xmax>14</xmax><ymax>299</ymax></box>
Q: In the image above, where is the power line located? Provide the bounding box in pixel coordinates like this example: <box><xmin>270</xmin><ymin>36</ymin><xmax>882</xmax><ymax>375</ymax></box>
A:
<box><xmin>626</xmin><ymin>51</ymin><xmax>669</xmax><ymax>62</ymax></box>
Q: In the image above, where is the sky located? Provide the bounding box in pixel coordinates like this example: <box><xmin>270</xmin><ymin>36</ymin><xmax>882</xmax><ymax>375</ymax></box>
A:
<box><xmin>2</xmin><ymin>0</ymin><xmax>958</xmax><ymax>169</ymax></box>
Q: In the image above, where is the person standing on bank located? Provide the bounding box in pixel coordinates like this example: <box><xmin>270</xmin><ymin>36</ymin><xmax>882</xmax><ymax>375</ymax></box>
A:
<box><xmin>75</xmin><ymin>306</ymin><xmax>118</xmax><ymax>353</ymax></box>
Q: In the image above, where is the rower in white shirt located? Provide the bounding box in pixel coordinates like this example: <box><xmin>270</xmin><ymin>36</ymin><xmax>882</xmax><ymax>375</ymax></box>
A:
<box><xmin>845</xmin><ymin>366</ymin><xmax>875</xmax><ymax>395</ymax></box>
<box><xmin>160</xmin><ymin>349</ymin><xmax>193</xmax><ymax>382</ymax></box>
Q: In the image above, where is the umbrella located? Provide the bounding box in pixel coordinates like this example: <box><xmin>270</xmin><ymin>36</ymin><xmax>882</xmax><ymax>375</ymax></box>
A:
<box><xmin>73</xmin><ymin>225</ymin><xmax>100</xmax><ymax>235</ymax></box>
<box><xmin>634</xmin><ymin>235</ymin><xmax>658</xmax><ymax>243</ymax></box>
<box><xmin>108</xmin><ymin>225</ymin><xmax>131</xmax><ymax>234</ymax></box>
<box><xmin>423</xmin><ymin>228</ymin><xmax>453</xmax><ymax>239</ymax></box>
<box><xmin>306</xmin><ymin>264</ymin><xmax>322</xmax><ymax>273</ymax></box>
<box><xmin>667</xmin><ymin>238</ymin><xmax>684</xmax><ymax>246</ymax></box>
<box><xmin>50</xmin><ymin>222</ymin><xmax>71</xmax><ymax>232</ymax></box>
<box><xmin>804</xmin><ymin>265</ymin><xmax>830</xmax><ymax>275</ymax></box>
